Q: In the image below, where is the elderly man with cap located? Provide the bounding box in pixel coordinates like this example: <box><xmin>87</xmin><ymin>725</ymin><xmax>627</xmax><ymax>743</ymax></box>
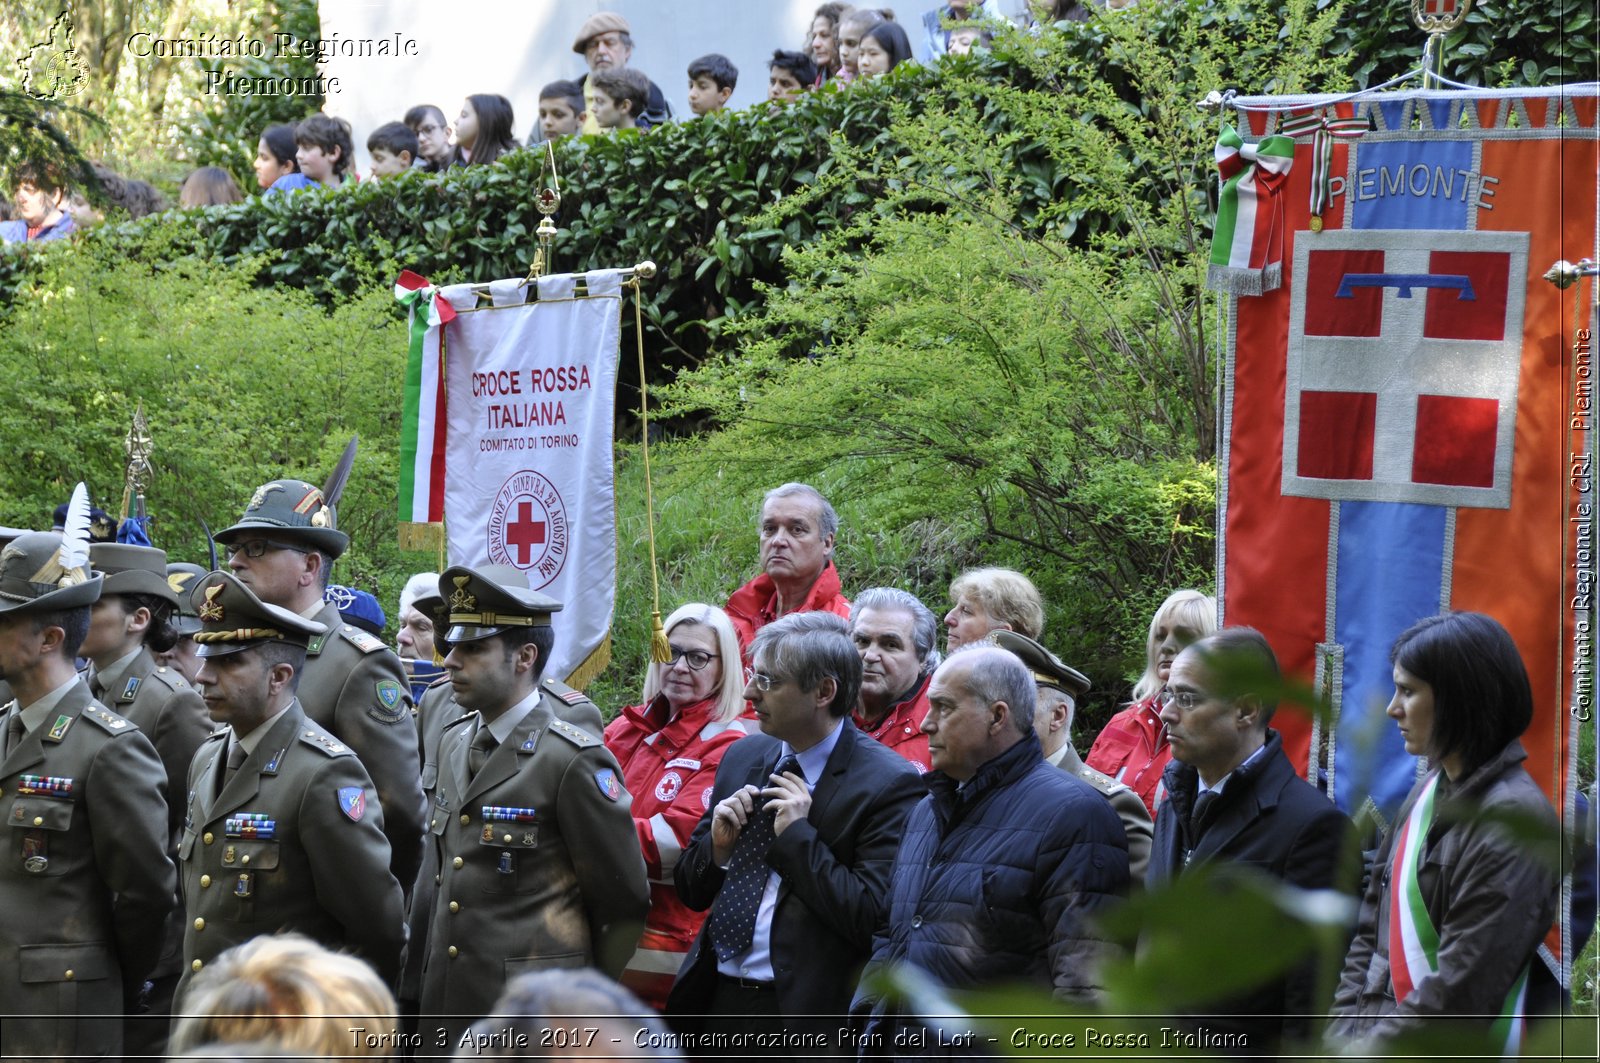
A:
<box><xmin>993</xmin><ymin>630</ymin><xmax>1152</xmax><ymax>881</ymax></box>
<box><xmin>176</xmin><ymin>570</ymin><xmax>405</xmax><ymax>1006</ymax></box>
<box><xmin>0</xmin><ymin>531</ymin><xmax>176</xmax><ymax>1060</ymax></box>
<box><xmin>573</xmin><ymin>11</ymin><xmax>671</xmax><ymax>133</ymax></box>
<box><xmin>214</xmin><ymin>479</ymin><xmax>425</xmax><ymax>898</ymax></box>
<box><xmin>83</xmin><ymin>542</ymin><xmax>215</xmax><ymax>1049</ymax></box>
<box><xmin>419</xmin><ymin>565</ymin><xmax>647</xmax><ymax>1044</ymax></box>
<box><xmin>156</xmin><ymin>561</ymin><xmax>210</xmax><ymax>685</ymax></box>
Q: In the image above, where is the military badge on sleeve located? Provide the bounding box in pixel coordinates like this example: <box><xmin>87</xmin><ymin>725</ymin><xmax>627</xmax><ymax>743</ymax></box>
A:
<box><xmin>338</xmin><ymin>786</ymin><xmax>367</xmax><ymax>821</ymax></box>
<box><xmin>593</xmin><ymin>769</ymin><xmax>622</xmax><ymax>802</ymax></box>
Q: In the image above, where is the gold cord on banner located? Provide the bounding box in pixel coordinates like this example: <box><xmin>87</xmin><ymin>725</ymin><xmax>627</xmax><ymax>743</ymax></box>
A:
<box><xmin>631</xmin><ymin>275</ymin><xmax>672</xmax><ymax>664</ymax></box>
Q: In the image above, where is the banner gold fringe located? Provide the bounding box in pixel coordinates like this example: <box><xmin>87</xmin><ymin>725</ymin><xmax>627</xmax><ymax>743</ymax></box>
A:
<box><xmin>562</xmin><ymin>632</ymin><xmax>611</xmax><ymax>692</ymax></box>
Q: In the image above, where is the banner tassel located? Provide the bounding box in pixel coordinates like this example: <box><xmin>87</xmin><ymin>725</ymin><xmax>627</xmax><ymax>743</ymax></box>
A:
<box><xmin>633</xmin><ymin>276</ymin><xmax>672</xmax><ymax>664</ymax></box>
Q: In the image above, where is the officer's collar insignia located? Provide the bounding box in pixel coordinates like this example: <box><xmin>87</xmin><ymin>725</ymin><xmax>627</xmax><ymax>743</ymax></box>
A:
<box><xmin>520</xmin><ymin>735</ymin><xmax>537</xmax><ymax>752</ymax></box>
<box><xmin>263</xmin><ymin>748</ymin><xmax>284</xmax><ymax>774</ymax></box>
<box><xmin>45</xmin><ymin>715</ymin><xmax>71</xmax><ymax>742</ymax></box>
<box><xmin>249</xmin><ymin>482</ymin><xmax>284</xmax><ymax>511</ymax></box>
<box><xmin>199</xmin><ymin>584</ymin><xmax>225</xmax><ymax>621</ymax></box>
<box><xmin>449</xmin><ymin>576</ymin><xmax>476</xmax><ymax>612</ymax></box>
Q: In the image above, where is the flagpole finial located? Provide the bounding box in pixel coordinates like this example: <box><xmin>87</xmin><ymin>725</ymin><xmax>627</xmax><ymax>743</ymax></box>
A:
<box><xmin>1411</xmin><ymin>0</ymin><xmax>1472</xmax><ymax>88</ymax></box>
<box><xmin>1544</xmin><ymin>260</ymin><xmax>1598</xmax><ymax>291</ymax></box>
<box><xmin>523</xmin><ymin>142</ymin><xmax>563</xmax><ymax>286</ymax></box>
<box><xmin>121</xmin><ymin>400</ymin><xmax>153</xmax><ymax>523</ymax></box>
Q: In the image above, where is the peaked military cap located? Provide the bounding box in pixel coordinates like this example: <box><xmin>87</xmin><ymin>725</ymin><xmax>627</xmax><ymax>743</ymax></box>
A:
<box><xmin>166</xmin><ymin>562</ymin><xmax>210</xmax><ymax>636</ymax></box>
<box><xmin>991</xmin><ymin>630</ymin><xmax>1091</xmax><ymax>699</ymax></box>
<box><xmin>215</xmin><ymin>479</ymin><xmax>350</xmax><ymax>558</ymax></box>
<box><xmin>439</xmin><ymin>564</ymin><xmax>562</xmax><ymax>644</ymax></box>
<box><xmin>428</xmin><ymin>565</ymin><xmax>532</xmax><ymax>654</ymax></box>
<box><xmin>0</xmin><ymin>531</ymin><xmax>104</xmax><ymax>613</ymax></box>
<box><xmin>90</xmin><ymin>543</ymin><xmax>178</xmax><ymax>606</ymax></box>
<box><xmin>190</xmin><ymin>570</ymin><xmax>326</xmax><ymax>657</ymax></box>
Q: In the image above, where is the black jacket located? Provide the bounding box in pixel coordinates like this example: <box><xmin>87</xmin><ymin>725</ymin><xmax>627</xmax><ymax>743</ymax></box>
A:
<box><xmin>1148</xmin><ymin>730</ymin><xmax>1354</xmax><ymax>1048</ymax></box>
<box><xmin>667</xmin><ymin>720</ymin><xmax>922</xmax><ymax>1044</ymax></box>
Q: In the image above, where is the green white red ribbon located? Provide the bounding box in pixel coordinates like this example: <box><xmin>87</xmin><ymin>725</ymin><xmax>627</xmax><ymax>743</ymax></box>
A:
<box><xmin>395</xmin><ymin>270</ymin><xmax>456</xmax><ymax>524</ymax></box>
<box><xmin>1279</xmin><ymin>109</ymin><xmax>1370</xmax><ymax>219</ymax></box>
<box><xmin>1388</xmin><ymin>772</ymin><xmax>1530</xmax><ymax>1054</ymax></box>
<box><xmin>1207</xmin><ymin>125</ymin><xmax>1296</xmax><ymax>295</ymax></box>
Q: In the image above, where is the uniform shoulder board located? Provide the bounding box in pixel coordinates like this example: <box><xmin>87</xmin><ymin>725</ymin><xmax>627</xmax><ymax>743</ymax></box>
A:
<box><xmin>543</xmin><ymin>677</ymin><xmax>593</xmax><ymax>706</ymax></box>
<box><xmin>1078</xmin><ymin>764</ymin><xmax>1126</xmax><ymax>794</ymax></box>
<box><xmin>339</xmin><ymin>626</ymin><xmax>389</xmax><ymax>655</ymax></box>
<box><xmin>144</xmin><ymin>667</ymin><xmax>189</xmax><ymax>694</ymax></box>
<box><xmin>298</xmin><ymin>727</ymin><xmax>354</xmax><ymax>758</ymax></box>
<box><xmin>81</xmin><ymin>705</ymin><xmax>135</xmax><ymax>735</ymax></box>
<box><xmin>547</xmin><ymin>718</ymin><xmax>600</xmax><ymax>749</ymax></box>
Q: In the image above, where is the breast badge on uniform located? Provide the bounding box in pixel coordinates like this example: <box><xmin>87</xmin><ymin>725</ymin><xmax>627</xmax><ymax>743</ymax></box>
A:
<box><xmin>338</xmin><ymin>787</ymin><xmax>367</xmax><ymax>821</ymax></box>
<box><xmin>655</xmin><ymin>771</ymin><xmax>683</xmax><ymax>802</ymax></box>
<box><xmin>594</xmin><ymin>768</ymin><xmax>622</xmax><ymax>802</ymax></box>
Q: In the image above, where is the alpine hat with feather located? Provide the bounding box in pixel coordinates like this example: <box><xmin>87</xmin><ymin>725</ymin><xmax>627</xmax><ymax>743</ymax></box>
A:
<box><xmin>0</xmin><ymin>485</ymin><xmax>104</xmax><ymax>613</ymax></box>
<box><xmin>215</xmin><ymin>438</ymin><xmax>359</xmax><ymax>559</ymax></box>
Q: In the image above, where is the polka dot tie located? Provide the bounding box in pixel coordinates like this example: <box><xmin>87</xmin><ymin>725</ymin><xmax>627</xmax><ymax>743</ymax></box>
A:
<box><xmin>707</xmin><ymin>754</ymin><xmax>802</xmax><ymax>963</ymax></box>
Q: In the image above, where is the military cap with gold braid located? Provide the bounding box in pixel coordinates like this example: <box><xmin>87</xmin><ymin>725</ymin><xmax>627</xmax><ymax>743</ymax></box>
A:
<box><xmin>215</xmin><ymin>479</ymin><xmax>349</xmax><ymax>559</ymax></box>
<box><xmin>991</xmin><ymin>630</ymin><xmax>1091</xmax><ymax>699</ymax></box>
<box><xmin>189</xmin><ymin>570</ymin><xmax>326</xmax><ymax>657</ymax></box>
<box><xmin>166</xmin><ymin>562</ymin><xmax>210</xmax><ymax>637</ymax></box>
<box><xmin>440</xmin><ymin>564</ymin><xmax>562</xmax><ymax>644</ymax></box>
<box><xmin>90</xmin><ymin>543</ymin><xmax>179</xmax><ymax>607</ymax></box>
<box><xmin>0</xmin><ymin>531</ymin><xmax>104</xmax><ymax>613</ymax></box>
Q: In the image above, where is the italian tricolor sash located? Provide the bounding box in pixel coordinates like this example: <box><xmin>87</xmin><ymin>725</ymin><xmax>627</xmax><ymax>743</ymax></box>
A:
<box><xmin>1388</xmin><ymin>772</ymin><xmax>1529</xmax><ymax>1053</ymax></box>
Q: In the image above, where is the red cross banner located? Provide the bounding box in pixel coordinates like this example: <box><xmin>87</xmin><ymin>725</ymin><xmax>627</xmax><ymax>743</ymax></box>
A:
<box><xmin>432</xmin><ymin>271</ymin><xmax>624</xmax><ymax>684</ymax></box>
<box><xmin>1214</xmin><ymin>84</ymin><xmax>1597</xmax><ymax>984</ymax></box>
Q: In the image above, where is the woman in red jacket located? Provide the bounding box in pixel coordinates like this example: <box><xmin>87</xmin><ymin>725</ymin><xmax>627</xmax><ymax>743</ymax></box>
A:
<box><xmin>1085</xmin><ymin>589</ymin><xmax>1216</xmax><ymax>816</ymax></box>
<box><xmin>603</xmin><ymin>603</ymin><xmax>757</xmax><ymax>1009</ymax></box>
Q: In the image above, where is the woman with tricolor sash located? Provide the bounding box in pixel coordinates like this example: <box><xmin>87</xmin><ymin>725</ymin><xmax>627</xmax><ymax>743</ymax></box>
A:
<box><xmin>1328</xmin><ymin>612</ymin><xmax>1558</xmax><ymax>1053</ymax></box>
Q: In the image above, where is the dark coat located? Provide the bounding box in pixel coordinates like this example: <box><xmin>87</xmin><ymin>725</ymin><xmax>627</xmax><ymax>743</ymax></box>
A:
<box><xmin>854</xmin><ymin>733</ymin><xmax>1129</xmax><ymax>1054</ymax></box>
<box><xmin>1327</xmin><ymin>740</ymin><xmax>1558</xmax><ymax>1048</ymax></box>
<box><xmin>667</xmin><ymin>720</ymin><xmax>923</xmax><ymax>1043</ymax></box>
<box><xmin>1148</xmin><ymin>730</ymin><xmax>1354</xmax><ymax>1048</ymax></box>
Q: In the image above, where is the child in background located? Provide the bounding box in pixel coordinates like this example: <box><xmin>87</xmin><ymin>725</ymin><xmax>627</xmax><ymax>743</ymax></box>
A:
<box><xmin>946</xmin><ymin>24</ymin><xmax>987</xmax><ymax>54</ymax></box>
<box><xmin>454</xmin><ymin>94</ymin><xmax>518</xmax><ymax>165</ymax></box>
<box><xmin>179</xmin><ymin>167</ymin><xmax>243</xmax><ymax>207</ymax></box>
<box><xmin>687</xmin><ymin>54</ymin><xmax>737</xmax><ymax>116</ymax></box>
<box><xmin>535</xmin><ymin>81</ymin><xmax>587</xmax><ymax>143</ymax></box>
<box><xmin>255</xmin><ymin>124</ymin><xmax>315</xmax><ymax>194</ymax></box>
<box><xmin>837</xmin><ymin>8</ymin><xmax>892</xmax><ymax>82</ymax></box>
<box><xmin>403</xmin><ymin>105</ymin><xmax>454</xmax><ymax>171</ymax></box>
<box><xmin>857</xmin><ymin>20</ymin><xmax>914</xmax><ymax>77</ymax></box>
<box><xmin>367</xmin><ymin>121</ymin><xmax>419</xmax><ymax>178</ymax></box>
<box><xmin>294</xmin><ymin>113</ymin><xmax>356</xmax><ymax>187</ymax></box>
<box><xmin>768</xmin><ymin>50</ymin><xmax>817</xmax><ymax>103</ymax></box>
<box><xmin>589</xmin><ymin>68</ymin><xmax>653</xmax><ymax>131</ymax></box>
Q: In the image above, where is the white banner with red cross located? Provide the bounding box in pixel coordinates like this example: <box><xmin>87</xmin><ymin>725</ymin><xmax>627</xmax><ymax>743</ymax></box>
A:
<box><xmin>433</xmin><ymin>271</ymin><xmax>622</xmax><ymax>684</ymax></box>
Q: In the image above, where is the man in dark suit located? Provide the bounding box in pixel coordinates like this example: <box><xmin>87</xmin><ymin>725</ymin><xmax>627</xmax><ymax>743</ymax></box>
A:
<box><xmin>1148</xmin><ymin>627</ymin><xmax>1355</xmax><ymax>1050</ymax></box>
<box><xmin>668</xmin><ymin>611</ymin><xmax>923</xmax><ymax>1054</ymax></box>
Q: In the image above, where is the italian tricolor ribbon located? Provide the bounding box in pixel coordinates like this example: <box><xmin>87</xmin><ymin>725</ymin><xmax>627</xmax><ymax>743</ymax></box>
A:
<box><xmin>1206</xmin><ymin>125</ymin><xmax>1296</xmax><ymax>295</ymax></box>
<box><xmin>1279</xmin><ymin>109</ymin><xmax>1369</xmax><ymax>220</ymax></box>
<box><xmin>1388</xmin><ymin>772</ymin><xmax>1529</xmax><ymax>1054</ymax></box>
<box><xmin>395</xmin><ymin>270</ymin><xmax>457</xmax><ymax>524</ymax></box>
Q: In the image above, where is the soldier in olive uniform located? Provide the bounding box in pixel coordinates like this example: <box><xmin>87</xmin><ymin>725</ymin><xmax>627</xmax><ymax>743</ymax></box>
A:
<box><xmin>176</xmin><ymin>570</ymin><xmax>405</xmax><ymax>1007</ymax></box>
<box><xmin>0</xmin><ymin>532</ymin><xmax>175</xmax><ymax>1060</ymax></box>
<box><xmin>400</xmin><ymin>568</ymin><xmax>604</xmax><ymax>1017</ymax></box>
<box><xmin>419</xmin><ymin>566</ymin><xmax>648</xmax><ymax>1045</ymax></box>
<box><xmin>214</xmin><ymin>479</ymin><xmax>425</xmax><ymax>896</ymax></box>
<box><xmin>83</xmin><ymin>543</ymin><xmax>216</xmax><ymax>1050</ymax></box>
<box><xmin>994</xmin><ymin>630</ymin><xmax>1154</xmax><ymax>881</ymax></box>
